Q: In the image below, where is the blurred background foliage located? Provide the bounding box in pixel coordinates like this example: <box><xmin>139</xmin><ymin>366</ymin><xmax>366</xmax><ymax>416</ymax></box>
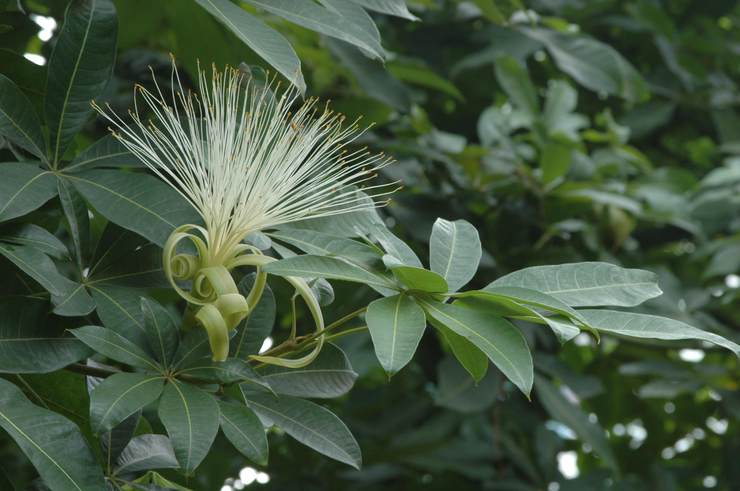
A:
<box><xmin>1</xmin><ymin>0</ymin><xmax>739</xmax><ymax>490</ymax></box>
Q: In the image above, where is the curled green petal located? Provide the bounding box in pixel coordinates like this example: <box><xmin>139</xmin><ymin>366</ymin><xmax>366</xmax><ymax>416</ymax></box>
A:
<box><xmin>216</xmin><ymin>293</ymin><xmax>250</xmax><ymax>330</ymax></box>
<box><xmin>195</xmin><ymin>303</ymin><xmax>230</xmax><ymax>362</ymax></box>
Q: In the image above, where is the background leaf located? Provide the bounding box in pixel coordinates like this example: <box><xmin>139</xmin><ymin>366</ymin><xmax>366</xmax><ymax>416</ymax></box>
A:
<box><xmin>45</xmin><ymin>0</ymin><xmax>118</xmax><ymax>164</ymax></box>
<box><xmin>0</xmin><ymin>378</ymin><xmax>106</xmax><ymax>491</ymax></box>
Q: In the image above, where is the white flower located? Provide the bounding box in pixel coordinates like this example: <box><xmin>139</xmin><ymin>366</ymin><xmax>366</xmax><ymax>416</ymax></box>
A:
<box><xmin>93</xmin><ymin>61</ymin><xmax>395</xmax><ymax>262</ymax></box>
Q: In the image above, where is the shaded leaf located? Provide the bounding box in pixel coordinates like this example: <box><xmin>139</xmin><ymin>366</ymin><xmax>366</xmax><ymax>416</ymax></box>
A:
<box><xmin>429</xmin><ymin>218</ymin><xmax>481</xmax><ymax>292</ymax></box>
<box><xmin>0</xmin><ymin>74</ymin><xmax>46</xmax><ymax>160</ymax></box>
<box><xmin>89</xmin><ymin>373</ymin><xmax>165</xmax><ymax>434</ymax></box>
<box><xmin>0</xmin><ymin>378</ymin><xmax>106</xmax><ymax>491</ymax></box>
<box><xmin>219</xmin><ymin>401</ymin><xmax>268</xmax><ymax>466</ymax></box>
<box><xmin>158</xmin><ymin>380</ymin><xmax>220</xmax><ymax>472</ymax></box>
<box><xmin>193</xmin><ymin>0</ymin><xmax>305</xmax><ymax>92</ymax></box>
<box><xmin>246</xmin><ymin>392</ymin><xmax>361</xmax><ymax>469</ymax></box>
<box><xmin>366</xmin><ymin>294</ymin><xmax>426</xmax><ymax>375</ymax></box>
<box><xmin>115</xmin><ymin>434</ymin><xmax>179</xmax><ymax>474</ymax></box>
<box><xmin>0</xmin><ymin>163</ymin><xmax>57</xmax><ymax>222</ymax></box>
<box><xmin>0</xmin><ymin>297</ymin><xmax>91</xmax><ymax>373</ymax></box>
<box><xmin>422</xmin><ymin>300</ymin><xmax>533</xmax><ymax>396</ymax></box>
<box><xmin>260</xmin><ymin>343</ymin><xmax>357</xmax><ymax>398</ymax></box>
<box><xmin>45</xmin><ymin>0</ymin><xmax>118</xmax><ymax>163</ymax></box>
<box><xmin>491</xmin><ymin>262</ymin><xmax>662</xmax><ymax>307</ymax></box>
<box><xmin>71</xmin><ymin>325</ymin><xmax>160</xmax><ymax>371</ymax></box>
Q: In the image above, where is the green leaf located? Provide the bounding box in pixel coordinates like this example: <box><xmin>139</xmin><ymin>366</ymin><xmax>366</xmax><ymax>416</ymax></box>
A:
<box><xmin>245</xmin><ymin>392</ymin><xmax>361</xmax><ymax>469</ymax></box>
<box><xmin>578</xmin><ymin>310</ymin><xmax>740</xmax><ymax>355</ymax></box>
<box><xmin>371</xmin><ymin>225</ymin><xmax>422</xmax><ymax>267</ymax></box>
<box><xmin>158</xmin><ymin>380</ymin><xmax>220</xmax><ymax>472</ymax></box>
<box><xmin>534</xmin><ymin>374</ymin><xmax>618</xmax><ymax>472</ymax></box>
<box><xmin>433</xmin><ymin>356</ymin><xmax>498</xmax><ymax>413</ymax></box>
<box><xmin>140</xmin><ymin>298</ymin><xmax>180</xmax><ymax>369</ymax></box>
<box><xmin>64</xmin><ymin>134</ymin><xmax>141</xmax><ymax>172</ymax></box>
<box><xmin>436</xmin><ymin>323</ymin><xmax>488</xmax><ymax>382</ymax></box>
<box><xmin>89</xmin><ymin>373</ymin><xmax>165</xmax><ymax>434</ymax></box>
<box><xmin>326</xmin><ymin>39</ymin><xmax>410</xmax><ymax>111</ymax></box>
<box><xmin>89</xmin><ymin>284</ymin><xmax>151</xmax><ymax>349</ymax></box>
<box><xmin>114</xmin><ymin>434</ymin><xmax>179</xmax><ymax>474</ymax></box>
<box><xmin>519</xmin><ymin>27</ymin><xmax>648</xmax><ymax>103</ymax></box>
<box><xmin>260</xmin><ymin>343</ymin><xmax>358</xmax><ymax>398</ymax></box>
<box><xmin>193</xmin><ymin>0</ymin><xmax>306</xmax><ymax>93</ymax></box>
<box><xmin>494</xmin><ymin>55</ymin><xmax>539</xmax><ymax>118</ymax></box>
<box><xmin>0</xmin><ymin>378</ymin><xmax>106</xmax><ymax>491</ymax></box>
<box><xmin>54</xmin><ymin>282</ymin><xmax>96</xmax><ymax>317</ymax></box>
<box><xmin>0</xmin><ymin>163</ymin><xmax>57</xmax><ymax>222</ymax></box>
<box><xmin>540</xmin><ymin>141</ymin><xmax>573</xmax><ymax>184</ymax></box>
<box><xmin>219</xmin><ymin>401</ymin><xmax>268</xmax><ymax>466</ymax></box>
<box><xmin>263</xmin><ymin>255</ymin><xmax>396</xmax><ymax>289</ymax></box>
<box><xmin>387</xmin><ymin>62</ymin><xmax>464</xmax><ymax>100</ymax></box>
<box><xmin>0</xmin><ymin>242</ymin><xmax>70</xmax><ymax>297</ymax></box>
<box><xmin>366</xmin><ymin>294</ymin><xmax>426</xmax><ymax>375</ymax></box>
<box><xmin>64</xmin><ymin>170</ymin><xmax>199</xmax><ymax>246</ymax></box>
<box><xmin>269</xmin><ymin>229</ymin><xmax>382</xmax><ymax>268</ymax></box>
<box><xmin>71</xmin><ymin>325</ymin><xmax>160</xmax><ymax>371</ymax></box>
<box><xmin>0</xmin><ymin>223</ymin><xmax>67</xmax><ymax>259</ymax></box>
<box><xmin>57</xmin><ymin>178</ymin><xmax>89</xmax><ymax>267</ymax></box>
<box><xmin>490</xmin><ymin>262</ymin><xmax>663</xmax><ymax>307</ymax></box>
<box><xmin>173</xmin><ymin>328</ymin><xmax>212</xmax><ymax>370</ymax></box>
<box><xmin>478</xmin><ymin>285</ymin><xmax>590</xmax><ymax>325</ymax></box>
<box><xmin>0</xmin><ymin>297</ymin><xmax>91</xmax><ymax>373</ymax></box>
<box><xmin>384</xmin><ymin>255</ymin><xmax>448</xmax><ymax>293</ymax></box>
<box><xmin>178</xmin><ymin>358</ymin><xmax>270</xmax><ymax>390</ymax></box>
<box><xmin>347</xmin><ymin>0</ymin><xmax>418</xmax><ymax>20</ymax></box>
<box><xmin>232</xmin><ymin>274</ymin><xmax>276</xmax><ymax>358</ymax></box>
<box><xmin>422</xmin><ymin>300</ymin><xmax>533</xmax><ymax>396</ymax></box>
<box><xmin>0</xmin><ymin>74</ymin><xmax>46</xmax><ymax>160</ymax></box>
<box><xmin>246</xmin><ymin>0</ymin><xmax>385</xmax><ymax>60</ymax></box>
<box><xmin>45</xmin><ymin>0</ymin><xmax>118</xmax><ymax>164</ymax></box>
<box><xmin>429</xmin><ymin>218</ymin><xmax>481</xmax><ymax>292</ymax></box>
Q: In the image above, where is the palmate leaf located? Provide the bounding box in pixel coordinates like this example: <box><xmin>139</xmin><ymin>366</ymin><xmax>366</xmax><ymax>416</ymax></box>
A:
<box><xmin>64</xmin><ymin>170</ymin><xmax>200</xmax><ymax>247</ymax></box>
<box><xmin>71</xmin><ymin>325</ymin><xmax>160</xmax><ymax>371</ymax></box>
<box><xmin>158</xmin><ymin>380</ymin><xmax>220</xmax><ymax>472</ymax></box>
<box><xmin>63</xmin><ymin>134</ymin><xmax>142</xmax><ymax>172</ymax></box>
<box><xmin>0</xmin><ymin>223</ymin><xmax>68</xmax><ymax>259</ymax></box>
<box><xmin>490</xmin><ymin>262</ymin><xmax>663</xmax><ymax>307</ymax></box>
<box><xmin>347</xmin><ymin>0</ymin><xmax>418</xmax><ymax>20</ymax></box>
<box><xmin>246</xmin><ymin>0</ymin><xmax>385</xmax><ymax>60</ymax></box>
<box><xmin>260</xmin><ymin>343</ymin><xmax>358</xmax><ymax>398</ymax></box>
<box><xmin>0</xmin><ymin>297</ymin><xmax>91</xmax><ymax>373</ymax></box>
<box><xmin>219</xmin><ymin>401</ymin><xmax>268</xmax><ymax>466</ymax></box>
<box><xmin>245</xmin><ymin>391</ymin><xmax>362</xmax><ymax>469</ymax></box>
<box><xmin>0</xmin><ymin>378</ymin><xmax>106</xmax><ymax>491</ymax></box>
<box><xmin>429</xmin><ymin>218</ymin><xmax>481</xmax><ymax>292</ymax></box>
<box><xmin>45</xmin><ymin>0</ymin><xmax>118</xmax><ymax>164</ymax></box>
<box><xmin>0</xmin><ymin>163</ymin><xmax>57</xmax><ymax>222</ymax></box>
<box><xmin>383</xmin><ymin>255</ymin><xmax>449</xmax><ymax>293</ymax></box>
<box><xmin>0</xmin><ymin>75</ymin><xmax>47</xmax><ymax>160</ymax></box>
<box><xmin>366</xmin><ymin>294</ymin><xmax>426</xmax><ymax>375</ymax></box>
<box><xmin>140</xmin><ymin>297</ymin><xmax>180</xmax><ymax>369</ymax></box>
<box><xmin>263</xmin><ymin>254</ymin><xmax>396</xmax><ymax>289</ymax></box>
<box><xmin>436</xmin><ymin>323</ymin><xmax>488</xmax><ymax>382</ymax></box>
<box><xmin>422</xmin><ymin>300</ymin><xmax>533</xmax><ymax>396</ymax></box>
<box><xmin>579</xmin><ymin>310</ymin><xmax>740</xmax><ymax>355</ymax></box>
<box><xmin>57</xmin><ymin>179</ymin><xmax>89</xmax><ymax>267</ymax></box>
<box><xmin>114</xmin><ymin>434</ymin><xmax>179</xmax><ymax>475</ymax></box>
<box><xmin>193</xmin><ymin>0</ymin><xmax>306</xmax><ymax>93</ymax></box>
<box><xmin>89</xmin><ymin>372</ymin><xmax>165</xmax><ymax>434</ymax></box>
